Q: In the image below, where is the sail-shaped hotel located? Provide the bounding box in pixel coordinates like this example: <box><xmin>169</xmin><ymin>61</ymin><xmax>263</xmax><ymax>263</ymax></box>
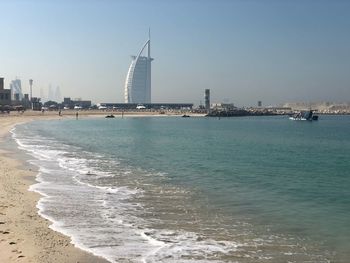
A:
<box><xmin>124</xmin><ymin>34</ymin><xmax>153</xmax><ymax>103</ymax></box>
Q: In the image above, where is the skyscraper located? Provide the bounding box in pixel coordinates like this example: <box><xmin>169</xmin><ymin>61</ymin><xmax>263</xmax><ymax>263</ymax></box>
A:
<box><xmin>55</xmin><ymin>86</ymin><xmax>62</xmax><ymax>102</ymax></box>
<box><xmin>124</xmin><ymin>31</ymin><xmax>153</xmax><ymax>103</ymax></box>
<box><xmin>10</xmin><ymin>78</ymin><xmax>23</xmax><ymax>100</ymax></box>
<box><xmin>48</xmin><ymin>84</ymin><xmax>54</xmax><ymax>101</ymax></box>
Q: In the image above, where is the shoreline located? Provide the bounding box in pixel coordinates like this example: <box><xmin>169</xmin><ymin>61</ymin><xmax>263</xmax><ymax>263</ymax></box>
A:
<box><xmin>0</xmin><ymin>113</ymin><xmax>109</xmax><ymax>263</ymax></box>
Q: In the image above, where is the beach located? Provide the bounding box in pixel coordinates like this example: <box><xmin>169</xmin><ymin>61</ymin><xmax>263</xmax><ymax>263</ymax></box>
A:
<box><xmin>0</xmin><ymin>112</ymin><xmax>109</xmax><ymax>263</ymax></box>
<box><xmin>1</xmin><ymin>112</ymin><xmax>349</xmax><ymax>262</ymax></box>
<box><xmin>0</xmin><ymin>109</ymin><xmax>196</xmax><ymax>263</ymax></box>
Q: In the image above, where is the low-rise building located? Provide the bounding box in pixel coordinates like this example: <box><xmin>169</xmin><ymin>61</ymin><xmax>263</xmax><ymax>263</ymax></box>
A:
<box><xmin>100</xmin><ymin>103</ymin><xmax>193</xmax><ymax>110</ymax></box>
<box><xmin>63</xmin><ymin>97</ymin><xmax>91</xmax><ymax>109</ymax></box>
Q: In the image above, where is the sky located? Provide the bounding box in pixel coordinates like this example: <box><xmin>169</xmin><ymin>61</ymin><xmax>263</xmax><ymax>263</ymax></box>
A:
<box><xmin>1</xmin><ymin>0</ymin><xmax>350</xmax><ymax>106</ymax></box>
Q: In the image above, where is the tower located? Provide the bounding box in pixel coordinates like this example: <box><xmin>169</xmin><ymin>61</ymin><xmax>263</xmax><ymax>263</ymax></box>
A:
<box><xmin>124</xmin><ymin>30</ymin><xmax>153</xmax><ymax>103</ymax></box>
<box><xmin>29</xmin><ymin>79</ymin><xmax>33</xmax><ymax>100</ymax></box>
<box><xmin>29</xmin><ymin>79</ymin><xmax>33</xmax><ymax>109</ymax></box>
<box><xmin>205</xmin><ymin>89</ymin><xmax>210</xmax><ymax>110</ymax></box>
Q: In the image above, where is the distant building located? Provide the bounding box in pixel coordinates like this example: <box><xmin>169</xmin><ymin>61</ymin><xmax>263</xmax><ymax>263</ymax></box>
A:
<box><xmin>100</xmin><ymin>103</ymin><xmax>193</xmax><ymax>110</ymax></box>
<box><xmin>0</xmin><ymin>77</ymin><xmax>12</xmax><ymax>106</ymax></box>
<box><xmin>14</xmin><ymin>93</ymin><xmax>20</xmax><ymax>101</ymax></box>
<box><xmin>29</xmin><ymin>79</ymin><xmax>33</xmax><ymax>101</ymax></box>
<box><xmin>55</xmin><ymin>86</ymin><xmax>62</xmax><ymax>102</ymax></box>
<box><xmin>211</xmin><ymin>103</ymin><xmax>235</xmax><ymax>111</ymax></box>
<box><xmin>48</xmin><ymin>85</ymin><xmax>54</xmax><ymax>101</ymax></box>
<box><xmin>205</xmin><ymin>89</ymin><xmax>210</xmax><ymax>110</ymax></box>
<box><xmin>124</xmin><ymin>32</ymin><xmax>153</xmax><ymax>103</ymax></box>
<box><xmin>258</xmin><ymin>101</ymin><xmax>262</xmax><ymax>107</ymax></box>
<box><xmin>63</xmin><ymin>97</ymin><xmax>71</xmax><ymax>106</ymax></box>
<box><xmin>10</xmin><ymin>78</ymin><xmax>23</xmax><ymax>101</ymax></box>
<box><xmin>22</xmin><ymin>94</ymin><xmax>31</xmax><ymax>109</ymax></box>
<box><xmin>63</xmin><ymin>97</ymin><xmax>91</xmax><ymax>109</ymax></box>
<box><xmin>31</xmin><ymin>97</ymin><xmax>42</xmax><ymax>111</ymax></box>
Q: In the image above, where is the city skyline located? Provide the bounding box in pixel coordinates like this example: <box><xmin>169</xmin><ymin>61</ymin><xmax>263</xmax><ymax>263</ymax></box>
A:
<box><xmin>1</xmin><ymin>0</ymin><xmax>350</xmax><ymax>106</ymax></box>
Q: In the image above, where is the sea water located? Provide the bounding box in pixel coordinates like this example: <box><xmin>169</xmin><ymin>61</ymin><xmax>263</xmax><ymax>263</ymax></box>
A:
<box><xmin>11</xmin><ymin>115</ymin><xmax>350</xmax><ymax>262</ymax></box>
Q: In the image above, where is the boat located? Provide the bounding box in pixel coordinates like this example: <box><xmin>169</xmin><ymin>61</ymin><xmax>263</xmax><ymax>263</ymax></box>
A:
<box><xmin>289</xmin><ymin>110</ymin><xmax>318</xmax><ymax>121</ymax></box>
<box><xmin>182</xmin><ymin>114</ymin><xmax>190</xmax><ymax>118</ymax></box>
<box><xmin>105</xmin><ymin>114</ymin><xmax>115</xmax><ymax>118</ymax></box>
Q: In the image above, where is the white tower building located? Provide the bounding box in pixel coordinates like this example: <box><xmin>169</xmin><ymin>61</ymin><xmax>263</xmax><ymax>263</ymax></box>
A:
<box><xmin>124</xmin><ymin>31</ymin><xmax>153</xmax><ymax>103</ymax></box>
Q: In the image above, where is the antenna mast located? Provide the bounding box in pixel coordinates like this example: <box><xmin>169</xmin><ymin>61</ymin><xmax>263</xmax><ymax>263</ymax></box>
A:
<box><xmin>148</xmin><ymin>28</ymin><xmax>151</xmax><ymax>59</ymax></box>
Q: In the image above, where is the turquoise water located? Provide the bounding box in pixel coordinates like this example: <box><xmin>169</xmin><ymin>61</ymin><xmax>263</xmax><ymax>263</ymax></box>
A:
<box><xmin>13</xmin><ymin>115</ymin><xmax>350</xmax><ymax>262</ymax></box>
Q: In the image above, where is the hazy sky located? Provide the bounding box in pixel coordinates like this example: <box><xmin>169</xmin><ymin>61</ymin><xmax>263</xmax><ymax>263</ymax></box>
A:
<box><xmin>1</xmin><ymin>0</ymin><xmax>350</xmax><ymax>106</ymax></box>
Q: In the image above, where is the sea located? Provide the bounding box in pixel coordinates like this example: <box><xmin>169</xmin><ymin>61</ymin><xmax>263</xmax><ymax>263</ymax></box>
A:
<box><xmin>10</xmin><ymin>115</ymin><xmax>350</xmax><ymax>263</ymax></box>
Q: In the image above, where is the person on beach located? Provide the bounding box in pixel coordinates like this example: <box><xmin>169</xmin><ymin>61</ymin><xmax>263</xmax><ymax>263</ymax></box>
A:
<box><xmin>76</xmin><ymin>111</ymin><xmax>78</xmax><ymax>120</ymax></box>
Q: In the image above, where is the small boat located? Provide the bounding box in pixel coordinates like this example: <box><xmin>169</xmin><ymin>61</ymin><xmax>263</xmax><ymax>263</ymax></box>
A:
<box><xmin>105</xmin><ymin>114</ymin><xmax>115</xmax><ymax>118</ymax></box>
<box><xmin>289</xmin><ymin>110</ymin><xmax>318</xmax><ymax>121</ymax></box>
<box><xmin>182</xmin><ymin>114</ymin><xmax>190</xmax><ymax>118</ymax></box>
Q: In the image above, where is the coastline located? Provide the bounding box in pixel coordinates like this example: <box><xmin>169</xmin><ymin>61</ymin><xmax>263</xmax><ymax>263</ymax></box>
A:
<box><xmin>1</xmin><ymin>112</ymin><xmax>347</xmax><ymax>262</ymax></box>
<box><xmin>0</xmin><ymin>113</ymin><xmax>109</xmax><ymax>263</ymax></box>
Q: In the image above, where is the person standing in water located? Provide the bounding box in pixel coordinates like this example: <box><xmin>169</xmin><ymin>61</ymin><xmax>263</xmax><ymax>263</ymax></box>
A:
<box><xmin>76</xmin><ymin>111</ymin><xmax>78</xmax><ymax>120</ymax></box>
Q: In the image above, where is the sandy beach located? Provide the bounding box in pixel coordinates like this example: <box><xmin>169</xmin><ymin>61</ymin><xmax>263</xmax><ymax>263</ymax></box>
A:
<box><xmin>0</xmin><ymin>111</ymin><xmax>110</xmax><ymax>263</ymax></box>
